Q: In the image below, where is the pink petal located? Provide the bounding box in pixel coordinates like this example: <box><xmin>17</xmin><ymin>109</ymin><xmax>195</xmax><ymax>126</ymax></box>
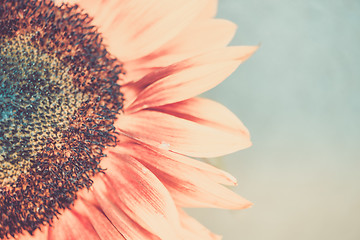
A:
<box><xmin>76</xmin><ymin>198</ymin><xmax>126</xmax><ymax>240</ymax></box>
<box><xmin>126</xmin><ymin>46</ymin><xmax>258</xmax><ymax>112</ymax></box>
<box><xmin>47</xmin><ymin>203</ymin><xmax>100</xmax><ymax>240</ymax></box>
<box><xmin>81</xmin><ymin>0</ymin><xmax>207</xmax><ymax>61</ymax></box>
<box><xmin>165</xmin><ymin>175</ymin><xmax>252</xmax><ymax>209</ymax></box>
<box><xmin>178</xmin><ymin>208</ymin><xmax>221</xmax><ymax>240</ymax></box>
<box><xmin>94</xmin><ymin>153</ymin><xmax>182</xmax><ymax>239</ymax></box>
<box><xmin>116</xmin><ymin>143</ymin><xmax>252</xmax><ymax>209</ymax></box>
<box><xmin>117</xmin><ymin>142</ymin><xmax>238</xmax><ymax>186</ymax></box>
<box><xmin>76</xmin><ymin>0</ymin><xmax>104</xmax><ymax>18</ymax></box>
<box><xmin>124</xmin><ymin>19</ymin><xmax>237</xmax><ymax>83</ymax></box>
<box><xmin>115</xmin><ymin>109</ymin><xmax>251</xmax><ymax>158</ymax></box>
<box><xmin>11</xmin><ymin>226</ymin><xmax>49</xmax><ymax>240</ymax></box>
<box><xmin>197</xmin><ymin>0</ymin><xmax>218</xmax><ymax>19</ymax></box>
<box><xmin>154</xmin><ymin>97</ymin><xmax>249</xmax><ymax>136</ymax></box>
<box><xmin>147</xmin><ymin>19</ymin><xmax>237</xmax><ymax>65</ymax></box>
<box><xmin>91</xmin><ymin>187</ymin><xmax>160</xmax><ymax>240</ymax></box>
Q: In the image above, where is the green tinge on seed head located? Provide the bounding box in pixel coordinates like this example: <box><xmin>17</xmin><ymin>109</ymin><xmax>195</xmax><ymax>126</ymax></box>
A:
<box><xmin>0</xmin><ymin>0</ymin><xmax>124</xmax><ymax>238</ymax></box>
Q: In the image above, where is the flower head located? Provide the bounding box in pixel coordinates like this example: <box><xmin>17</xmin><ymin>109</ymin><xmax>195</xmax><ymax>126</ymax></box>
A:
<box><xmin>0</xmin><ymin>0</ymin><xmax>256</xmax><ymax>239</ymax></box>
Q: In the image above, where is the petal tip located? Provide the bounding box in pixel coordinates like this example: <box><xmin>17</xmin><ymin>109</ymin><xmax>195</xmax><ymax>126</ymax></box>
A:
<box><xmin>239</xmin><ymin>200</ymin><xmax>253</xmax><ymax>210</ymax></box>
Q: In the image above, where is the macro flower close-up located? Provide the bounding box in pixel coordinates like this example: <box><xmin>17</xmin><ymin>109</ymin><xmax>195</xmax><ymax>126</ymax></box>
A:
<box><xmin>0</xmin><ymin>0</ymin><xmax>256</xmax><ymax>239</ymax></box>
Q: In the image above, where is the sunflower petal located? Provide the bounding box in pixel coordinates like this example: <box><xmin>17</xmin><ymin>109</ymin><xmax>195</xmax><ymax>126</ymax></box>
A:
<box><xmin>116</xmin><ymin>109</ymin><xmax>251</xmax><ymax>158</ymax></box>
<box><xmin>81</xmin><ymin>0</ymin><xmax>207</xmax><ymax>61</ymax></box>
<box><xmin>124</xmin><ymin>19</ymin><xmax>237</xmax><ymax>83</ymax></box>
<box><xmin>154</xmin><ymin>97</ymin><xmax>249</xmax><ymax>136</ymax></box>
<box><xmin>117</xmin><ymin>142</ymin><xmax>238</xmax><ymax>186</ymax></box>
<box><xmin>116</xmin><ymin>144</ymin><xmax>251</xmax><ymax>209</ymax></box>
<box><xmin>146</xmin><ymin>19</ymin><xmax>237</xmax><ymax>66</ymax></box>
<box><xmin>97</xmin><ymin>153</ymin><xmax>182</xmax><ymax>239</ymax></box>
<box><xmin>92</xmin><ymin>187</ymin><xmax>159</xmax><ymax>240</ymax></box>
<box><xmin>126</xmin><ymin>46</ymin><xmax>257</xmax><ymax>112</ymax></box>
<box><xmin>77</xmin><ymin>199</ymin><xmax>125</xmax><ymax>240</ymax></box>
<box><xmin>12</xmin><ymin>226</ymin><xmax>49</xmax><ymax>240</ymax></box>
<box><xmin>198</xmin><ymin>0</ymin><xmax>218</xmax><ymax>19</ymax></box>
<box><xmin>76</xmin><ymin>0</ymin><xmax>103</xmax><ymax>18</ymax></box>
<box><xmin>165</xmin><ymin>176</ymin><xmax>252</xmax><ymax>209</ymax></box>
<box><xmin>47</xmin><ymin>204</ymin><xmax>99</xmax><ymax>240</ymax></box>
<box><xmin>178</xmin><ymin>209</ymin><xmax>222</xmax><ymax>240</ymax></box>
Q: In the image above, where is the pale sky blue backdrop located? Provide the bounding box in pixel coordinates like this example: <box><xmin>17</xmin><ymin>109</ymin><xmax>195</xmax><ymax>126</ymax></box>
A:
<box><xmin>189</xmin><ymin>0</ymin><xmax>360</xmax><ymax>239</ymax></box>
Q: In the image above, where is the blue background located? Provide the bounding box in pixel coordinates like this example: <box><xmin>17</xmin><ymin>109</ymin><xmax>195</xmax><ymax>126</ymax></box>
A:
<box><xmin>191</xmin><ymin>0</ymin><xmax>360</xmax><ymax>239</ymax></box>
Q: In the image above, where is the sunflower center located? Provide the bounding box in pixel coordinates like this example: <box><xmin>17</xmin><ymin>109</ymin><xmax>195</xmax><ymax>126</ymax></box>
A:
<box><xmin>0</xmin><ymin>33</ymin><xmax>88</xmax><ymax>186</ymax></box>
<box><xmin>0</xmin><ymin>0</ymin><xmax>124</xmax><ymax>238</ymax></box>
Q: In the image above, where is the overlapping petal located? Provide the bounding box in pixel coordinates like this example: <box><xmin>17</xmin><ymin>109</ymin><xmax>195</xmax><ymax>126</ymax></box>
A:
<box><xmin>77</xmin><ymin>199</ymin><xmax>125</xmax><ymax>240</ymax></box>
<box><xmin>47</xmin><ymin>204</ymin><xmax>99</xmax><ymax>240</ymax></box>
<box><xmin>124</xmin><ymin>19</ymin><xmax>237</xmax><ymax>83</ymax></box>
<box><xmin>178</xmin><ymin>209</ymin><xmax>221</xmax><ymax>240</ymax></box>
<box><xmin>44</xmin><ymin>0</ymin><xmax>255</xmax><ymax>239</ymax></box>
<box><xmin>116</xmin><ymin>142</ymin><xmax>238</xmax><ymax>186</ymax></box>
<box><xmin>154</xmin><ymin>97</ymin><xmax>249</xmax><ymax>136</ymax></box>
<box><xmin>94</xmin><ymin>152</ymin><xmax>182</xmax><ymax>239</ymax></box>
<box><xmin>124</xmin><ymin>46</ymin><xmax>257</xmax><ymax>111</ymax></box>
<box><xmin>78</xmin><ymin>0</ymin><xmax>207</xmax><ymax>61</ymax></box>
<box><xmin>197</xmin><ymin>0</ymin><xmax>218</xmax><ymax>19</ymax></box>
<box><xmin>116</xmin><ymin>95</ymin><xmax>251</xmax><ymax>158</ymax></box>
<box><xmin>91</xmin><ymin>190</ymin><xmax>159</xmax><ymax>240</ymax></box>
<box><xmin>13</xmin><ymin>227</ymin><xmax>48</xmax><ymax>240</ymax></box>
<box><xmin>115</xmin><ymin>143</ymin><xmax>252</xmax><ymax>209</ymax></box>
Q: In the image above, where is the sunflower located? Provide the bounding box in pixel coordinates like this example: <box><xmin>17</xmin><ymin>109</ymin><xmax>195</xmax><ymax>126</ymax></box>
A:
<box><xmin>0</xmin><ymin>0</ymin><xmax>256</xmax><ymax>239</ymax></box>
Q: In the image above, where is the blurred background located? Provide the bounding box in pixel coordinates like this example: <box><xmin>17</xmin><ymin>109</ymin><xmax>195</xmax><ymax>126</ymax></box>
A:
<box><xmin>190</xmin><ymin>0</ymin><xmax>360</xmax><ymax>239</ymax></box>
